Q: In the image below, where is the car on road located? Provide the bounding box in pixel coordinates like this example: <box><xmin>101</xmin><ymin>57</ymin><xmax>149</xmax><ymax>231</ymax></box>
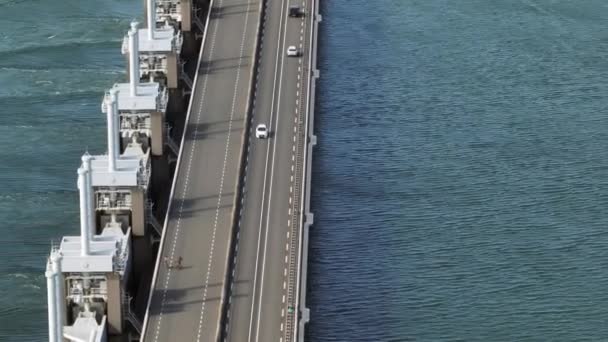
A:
<box><xmin>289</xmin><ymin>5</ymin><xmax>303</xmax><ymax>17</ymax></box>
<box><xmin>287</xmin><ymin>45</ymin><xmax>299</xmax><ymax>57</ymax></box>
<box><xmin>256</xmin><ymin>124</ymin><xmax>269</xmax><ymax>139</ymax></box>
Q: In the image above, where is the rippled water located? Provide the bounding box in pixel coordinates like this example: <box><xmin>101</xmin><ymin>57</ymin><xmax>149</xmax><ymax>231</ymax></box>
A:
<box><xmin>0</xmin><ymin>1</ymin><xmax>139</xmax><ymax>340</ymax></box>
<box><xmin>308</xmin><ymin>0</ymin><xmax>608</xmax><ymax>341</ymax></box>
<box><xmin>3</xmin><ymin>0</ymin><xmax>608</xmax><ymax>340</ymax></box>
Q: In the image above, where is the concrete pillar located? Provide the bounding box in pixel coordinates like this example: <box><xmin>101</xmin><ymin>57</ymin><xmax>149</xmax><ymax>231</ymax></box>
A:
<box><xmin>128</xmin><ymin>22</ymin><xmax>139</xmax><ymax>97</ymax></box>
<box><xmin>50</xmin><ymin>253</ymin><xmax>65</xmax><ymax>342</ymax></box>
<box><xmin>167</xmin><ymin>53</ymin><xmax>178</xmax><ymax>89</ymax></box>
<box><xmin>81</xmin><ymin>155</ymin><xmax>95</xmax><ymax>239</ymax></box>
<box><xmin>147</xmin><ymin>0</ymin><xmax>155</xmax><ymax>40</ymax></box>
<box><xmin>46</xmin><ymin>262</ymin><xmax>58</xmax><ymax>342</ymax></box>
<box><xmin>106</xmin><ymin>273</ymin><xmax>123</xmax><ymax>334</ymax></box>
<box><xmin>131</xmin><ymin>189</ymin><xmax>145</xmax><ymax>236</ymax></box>
<box><xmin>78</xmin><ymin>168</ymin><xmax>90</xmax><ymax>256</ymax></box>
<box><xmin>106</xmin><ymin>92</ymin><xmax>118</xmax><ymax>173</ymax></box>
<box><xmin>151</xmin><ymin>111</ymin><xmax>164</xmax><ymax>156</ymax></box>
<box><xmin>182</xmin><ymin>0</ymin><xmax>192</xmax><ymax>32</ymax></box>
<box><xmin>111</xmin><ymin>90</ymin><xmax>120</xmax><ymax>158</ymax></box>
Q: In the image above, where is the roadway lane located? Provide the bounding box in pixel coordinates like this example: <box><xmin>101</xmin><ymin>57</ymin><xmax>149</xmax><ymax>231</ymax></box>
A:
<box><xmin>225</xmin><ymin>0</ymin><xmax>314</xmax><ymax>340</ymax></box>
<box><xmin>255</xmin><ymin>0</ymin><xmax>314</xmax><ymax>340</ymax></box>
<box><xmin>224</xmin><ymin>0</ymin><xmax>289</xmax><ymax>340</ymax></box>
<box><xmin>141</xmin><ymin>0</ymin><xmax>260</xmax><ymax>341</ymax></box>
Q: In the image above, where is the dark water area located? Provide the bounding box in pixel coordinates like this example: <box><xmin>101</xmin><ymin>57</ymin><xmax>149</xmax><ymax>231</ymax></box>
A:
<box><xmin>3</xmin><ymin>0</ymin><xmax>608</xmax><ymax>340</ymax></box>
<box><xmin>307</xmin><ymin>0</ymin><xmax>608</xmax><ymax>341</ymax></box>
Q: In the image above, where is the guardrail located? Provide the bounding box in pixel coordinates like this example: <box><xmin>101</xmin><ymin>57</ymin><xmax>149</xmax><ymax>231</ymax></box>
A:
<box><xmin>296</xmin><ymin>0</ymin><xmax>321</xmax><ymax>340</ymax></box>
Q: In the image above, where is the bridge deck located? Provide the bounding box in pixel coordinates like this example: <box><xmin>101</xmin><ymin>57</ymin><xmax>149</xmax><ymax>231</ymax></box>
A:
<box><xmin>141</xmin><ymin>0</ymin><xmax>260</xmax><ymax>341</ymax></box>
<box><xmin>224</xmin><ymin>0</ymin><xmax>316</xmax><ymax>340</ymax></box>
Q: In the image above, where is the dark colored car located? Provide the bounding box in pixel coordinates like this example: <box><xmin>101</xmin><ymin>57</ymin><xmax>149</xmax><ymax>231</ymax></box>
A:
<box><xmin>289</xmin><ymin>5</ymin><xmax>303</xmax><ymax>17</ymax></box>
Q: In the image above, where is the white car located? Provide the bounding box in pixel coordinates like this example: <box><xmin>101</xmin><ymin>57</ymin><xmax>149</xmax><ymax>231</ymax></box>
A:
<box><xmin>286</xmin><ymin>45</ymin><xmax>299</xmax><ymax>57</ymax></box>
<box><xmin>255</xmin><ymin>124</ymin><xmax>269</xmax><ymax>139</ymax></box>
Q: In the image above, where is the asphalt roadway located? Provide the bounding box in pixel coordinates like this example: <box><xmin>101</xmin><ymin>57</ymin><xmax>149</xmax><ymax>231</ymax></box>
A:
<box><xmin>225</xmin><ymin>0</ymin><xmax>314</xmax><ymax>340</ymax></box>
<box><xmin>141</xmin><ymin>0</ymin><xmax>260</xmax><ymax>341</ymax></box>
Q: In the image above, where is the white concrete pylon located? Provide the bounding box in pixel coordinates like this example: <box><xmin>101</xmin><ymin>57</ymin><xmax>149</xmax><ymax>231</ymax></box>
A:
<box><xmin>46</xmin><ymin>261</ymin><xmax>58</xmax><ymax>342</ymax></box>
<box><xmin>110</xmin><ymin>89</ymin><xmax>120</xmax><ymax>161</ymax></box>
<box><xmin>78</xmin><ymin>167</ymin><xmax>90</xmax><ymax>257</ymax></box>
<box><xmin>128</xmin><ymin>21</ymin><xmax>140</xmax><ymax>97</ymax></box>
<box><xmin>147</xmin><ymin>0</ymin><xmax>155</xmax><ymax>40</ymax></box>
<box><xmin>106</xmin><ymin>92</ymin><xmax>118</xmax><ymax>172</ymax></box>
<box><xmin>50</xmin><ymin>252</ymin><xmax>65</xmax><ymax>342</ymax></box>
<box><xmin>81</xmin><ymin>154</ymin><xmax>94</xmax><ymax>239</ymax></box>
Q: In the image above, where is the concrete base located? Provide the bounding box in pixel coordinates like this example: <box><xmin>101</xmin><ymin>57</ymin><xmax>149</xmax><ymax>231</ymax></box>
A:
<box><xmin>182</xmin><ymin>0</ymin><xmax>193</xmax><ymax>32</ymax></box>
<box><xmin>131</xmin><ymin>189</ymin><xmax>145</xmax><ymax>237</ymax></box>
<box><xmin>106</xmin><ymin>273</ymin><xmax>123</xmax><ymax>335</ymax></box>
<box><xmin>151</xmin><ymin>111</ymin><xmax>165</xmax><ymax>156</ymax></box>
<box><xmin>167</xmin><ymin>54</ymin><xmax>179</xmax><ymax>89</ymax></box>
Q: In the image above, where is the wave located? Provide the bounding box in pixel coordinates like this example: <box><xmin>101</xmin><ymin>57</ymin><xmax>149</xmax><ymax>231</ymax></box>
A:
<box><xmin>0</xmin><ymin>0</ymin><xmax>30</xmax><ymax>8</ymax></box>
<box><xmin>0</xmin><ymin>38</ymin><xmax>123</xmax><ymax>56</ymax></box>
<box><xmin>22</xmin><ymin>284</ymin><xmax>41</xmax><ymax>290</ymax></box>
<box><xmin>0</xmin><ymin>65</ymin><xmax>123</xmax><ymax>74</ymax></box>
<box><xmin>0</xmin><ymin>89</ymin><xmax>104</xmax><ymax>102</ymax></box>
<box><xmin>8</xmin><ymin>273</ymin><xmax>29</xmax><ymax>279</ymax></box>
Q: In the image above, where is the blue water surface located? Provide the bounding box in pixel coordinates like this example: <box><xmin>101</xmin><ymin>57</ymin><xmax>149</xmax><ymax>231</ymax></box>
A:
<box><xmin>308</xmin><ymin>0</ymin><xmax>608</xmax><ymax>341</ymax></box>
<box><xmin>3</xmin><ymin>0</ymin><xmax>608</xmax><ymax>341</ymax></box>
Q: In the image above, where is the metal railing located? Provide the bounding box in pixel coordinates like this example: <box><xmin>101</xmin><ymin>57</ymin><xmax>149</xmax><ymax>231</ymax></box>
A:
<box><xmin>164</xmin><ymin>123</ymin><xmax>180</xmax><ymax>156</ymax></box>
<box><xmin>140</xmin><ymin>57</ymin><xmax>169</xmax><ymax>79</ymax></box>
<box><xmin>67</xmin><ymin>281</ymin><xmax>108</xmax><ymax>302</ymax></box>
<box><xmin>179</xmin><ymin>60</ymin><xmax>193</xmax><ymax>89</ymax></box>
<box><xmin>287</xmin><ymin>0</ymin><xmax>318</xmax><ymax>339</ymax></box>
<box><xmin>121</xmin><ymin>115</ymin><xmax>152</xmax><ymax>132</ymax></box>
<box><xmin>114</xmin><ymin>234</ymin><xmax>130</xmax><ymax>276</ymax></box>
<box><xmin>137</xmin><ymin>157</ymin><xmax>152</xmax><ymax>189</ymax></box>
<box><xmin>157</xmin><ymin>86</ymin><xmax>169</xmax><ymax>112</ymax></box>
<box><xmin>96</xmin><ymin>190</ymin><xmax>132</xmax><ymax>211</ymax></box>
<box><xmin>285</xmin><ymin>91</ymin><xmax>306</xmax><ymax>340</ymax></box>
<box><xmin>145</xmin><ymin>200</ymin><xmax>163</xmax><ymax>235</ymax></box>
<box><xmin>156</xmin><ymin>0</ymin><xmax>181</xmax><ymax>17</ymax></box>
<box><xmin>122</xmin><ymin>292</ymin><xmax>142</xmax><ymax>334</ymax></box>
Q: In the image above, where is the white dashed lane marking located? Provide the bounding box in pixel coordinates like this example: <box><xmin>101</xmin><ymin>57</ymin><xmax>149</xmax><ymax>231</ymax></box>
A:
<box><xmin>154</xmin><ymin>0</ymin><xmax>224</xmax><ymax>338</ymax></box>
<box><xmin>195</xmin><ymin>0</ymin><xmax>253</xmax><ymax>340</ymax></box>
<box><xmin>279</xmin><ymin>1</ymin><xmax>312</xmax><ymax>340</ymax></box>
